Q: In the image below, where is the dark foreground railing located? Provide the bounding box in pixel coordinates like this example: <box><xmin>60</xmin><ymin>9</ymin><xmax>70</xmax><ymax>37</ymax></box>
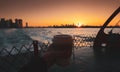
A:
<box><xmin>0</xmin><ymin>35</ymin><xmax>95</xmax><ymax>72</ymax></box>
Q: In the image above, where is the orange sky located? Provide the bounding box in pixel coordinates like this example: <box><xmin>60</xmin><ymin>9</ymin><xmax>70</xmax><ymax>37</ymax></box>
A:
<box><xmin>0</xmin><ymin>0</ymin><xmax>120</xmax><ymax>27</ymax></box>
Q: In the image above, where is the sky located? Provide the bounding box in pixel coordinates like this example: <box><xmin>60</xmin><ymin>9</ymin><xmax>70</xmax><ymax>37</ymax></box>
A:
<box><xmin>0</xmin><ymin>0</ymin><xmax>120</xmax><ymax>27</ymax></box>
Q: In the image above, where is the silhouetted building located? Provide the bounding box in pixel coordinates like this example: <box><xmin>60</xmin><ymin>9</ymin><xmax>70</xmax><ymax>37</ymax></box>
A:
<box><xmin>6</xmin><ymin>19</ymin><xmax>13</xmax><ymax>28</ymax></box>
<box><xmin>0</xmin><ymin>18</ymin><xmax>23</xmax><ymax>28</ymax></box>
<box><xmin>0</xmin><ymin>18</ymin><xmax>6</xmax><ymax>28</ymax></box>
<box><xmin>19</xmin><ymin>19</ymin><xmax>23</xmax><ymax>28</ymax></box>
<box><xmin>26</xmin><ymin>22</ymin><xmax>28</xmax><ymax>28</ymax></box>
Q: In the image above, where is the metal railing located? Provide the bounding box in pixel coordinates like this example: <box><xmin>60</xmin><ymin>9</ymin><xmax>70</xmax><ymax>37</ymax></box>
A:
<box><xmin>0</xmin><ymin>35</ymin><xmax>95</xmax><ymax>72</ymax></box>
<box><xmin>73</xmin><ymin>34</ymin><xmax>95</xmax><ymax>49</ymax></box>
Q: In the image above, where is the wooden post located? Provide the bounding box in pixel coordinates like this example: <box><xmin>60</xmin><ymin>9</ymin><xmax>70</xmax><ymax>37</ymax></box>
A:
<box><xmin>33</xmin><ymin>40</ymin><xmax>39</xmax><ymax>58</ymax></box>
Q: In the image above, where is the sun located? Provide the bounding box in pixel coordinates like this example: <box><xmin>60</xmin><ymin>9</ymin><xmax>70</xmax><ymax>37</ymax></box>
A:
<box><xmin>76</xmin><ymin>22</ymin><xmax>82</xmax><ymax>27</ymax></box>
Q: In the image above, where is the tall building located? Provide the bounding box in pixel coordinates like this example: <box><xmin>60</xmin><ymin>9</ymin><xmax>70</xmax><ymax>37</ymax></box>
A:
<box><xmin>26</xmin><ymin>22</ymin><xmax>28</xmax><ymax>28</ymax></box>
<box><xmin>9</xmin><ymin>19</ymin><xmax>14</xmax><ymax>28</ymax></box>
<box><xmin>0</xmin><ymin>18</ymin><xmax>6</xmax><ymax>28</ymax></box>
<box><xmin>15</xmin><ymin>19</ymin><xmax>23</xmax><ymax>28</ymax></box>
<box><xmin>6</xmin><ymin>19</ymin><xmax>13</xmax><ymax>28</ymax></box>
<box><xmin>0</xmin><ymin>18</ymin><xmax>23</xmax><ymax>28</ymax></box>
<box><xmin>18</xmin><ymin>19</ymin><xmax>23</xmax><ymax>28</ymax></box>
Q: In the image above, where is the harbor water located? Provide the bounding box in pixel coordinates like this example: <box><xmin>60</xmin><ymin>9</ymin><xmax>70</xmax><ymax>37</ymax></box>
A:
<box><xmin>0</xmin><ymin>28</ymin><xmax>120</xmax><ymax>72</ymax></box>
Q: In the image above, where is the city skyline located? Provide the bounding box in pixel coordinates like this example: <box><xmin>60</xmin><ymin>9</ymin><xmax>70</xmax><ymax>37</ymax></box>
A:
<box><xmin>0</xmin><ymin>18</ymin><xmax>23</xmax><ymax>28</ymax></box>
<box><xmin>0</xmin><ymin>0</ymin><xmax>120</xmax><ymax>27</ymax></box>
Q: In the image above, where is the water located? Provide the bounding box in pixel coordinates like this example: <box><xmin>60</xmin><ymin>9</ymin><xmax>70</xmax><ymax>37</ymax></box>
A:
<box><xmin>0</xmin><ymin>28</ymin><xmax>97</xmax><ymax>48</ymax></box>
<box><xmin>1</xmin><ymin>28</ymin><xmax>120</xmax><ymax>48</ymax></box>
<box><xmin>0</xmin><ymin>29</ymin><xmax>32</xmax><ymax>48</ymax></box>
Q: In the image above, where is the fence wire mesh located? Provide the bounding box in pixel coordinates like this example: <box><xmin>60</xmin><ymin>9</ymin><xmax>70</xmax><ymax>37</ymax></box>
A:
<box><xmin>0</xmin><ymin>35</ymin><xmax>95</xmax><ymax>72</ymax></box>
<box><xmin>73</xmin><ymin>34</ymin><xmax>95</xmax><ymax>49</ymax></box>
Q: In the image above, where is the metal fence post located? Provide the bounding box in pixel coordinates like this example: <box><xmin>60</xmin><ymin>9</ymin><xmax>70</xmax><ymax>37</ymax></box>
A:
<box><xmin>33</xmin><ymin>40</ymin><xmax>39</xmax><ymax>58</ymax></box>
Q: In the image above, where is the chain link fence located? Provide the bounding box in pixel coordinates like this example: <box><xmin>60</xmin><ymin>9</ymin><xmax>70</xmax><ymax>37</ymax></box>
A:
<box><xmin>0</xmin><ymin>35</ymin><xmax>96</xmax><ymax>72</ymax></box>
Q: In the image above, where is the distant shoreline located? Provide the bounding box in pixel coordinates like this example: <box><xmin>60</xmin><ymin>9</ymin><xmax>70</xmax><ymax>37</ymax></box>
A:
<box><xmin>0</xmin><ymin>26</ymin><xmax>120</xmax><ymax>28</ymax></box>
<box><xmin>24</xmin><ymin>26</ymin><xmax>120</xmax><ymax>28</ymax></box>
